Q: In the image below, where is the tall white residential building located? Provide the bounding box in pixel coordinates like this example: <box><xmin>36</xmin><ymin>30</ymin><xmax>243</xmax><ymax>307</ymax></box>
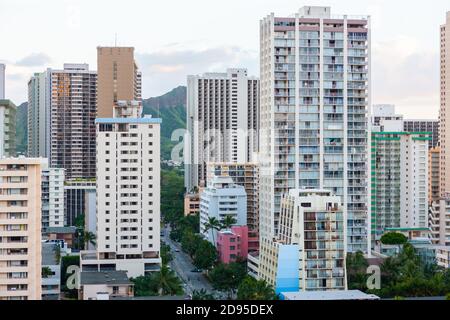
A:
<box><xmin>28</xmin><ymin>64</ymin><xmax>97</xmax><ymax>180</ymax></box>
<box><xmin>0</xmin><ymin>158</ymin><xmax>43</xmax><ymax>300</ymax></box>
<box><xmin>28</xmin><ymin>71</ymin><xmax>51</xmax><ymax>158</ymax></box>
<box><xmin>200</xmin><ymin>176</ymin><xmax>247</xmax><ymax>244</ymax></box>
<box><xmin>440</xmin><ymin>11</ymin><xmax>450</xmax><ymax>196</ymax></box>
<box><xmin>41</xmin><ymin>167</ymin><xmax>65</xmax><ymax>231</ymax></box>
<box><xmin>185</xmin><ymin>68</ymin><xmax>259</xmax><ymax>191</ymax></box>
<box><xmin>258</xmin><ymin>189</ymin><xmax>346</xmax><ymax>293</ymax></box>
<box><xmin>80</xmin><ymin>101</ymin><xmax>161</xmax><ymax>278</ymax></box>
<box><xmin>399</xmin><ymin>134</ymin><xmax>429</xmax><ymax>229</ymax></box>
<box><xmin>259</xmin><ymin>6</ymin><xmax>370</xmax><ymax>254</ymax></box>
<box><xmin>0</xmin><ymin>64</ymin><xmax>5</xmax><ymax>99</ymax></box>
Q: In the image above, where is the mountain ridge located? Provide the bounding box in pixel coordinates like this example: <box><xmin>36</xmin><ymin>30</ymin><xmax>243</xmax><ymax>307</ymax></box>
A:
<box><xmin>15</xmin><ymin>86</ymin><xmax>188</xmax><ymax>159</ymax></box>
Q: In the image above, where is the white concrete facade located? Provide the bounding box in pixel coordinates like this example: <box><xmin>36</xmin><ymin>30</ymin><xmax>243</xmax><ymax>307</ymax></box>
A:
<box><xmin>371</xmin><ymin>104</ymin><xmax>403</xmax><ymax>132</ymax></box>
<box><xmin>41</xmin><ymin>167</ymin><xmax>65</xmax><ymax>230</ymax></box>
<box><xmin>200</xmin><ymin>176</ymin><xmax>247</xmax><ymax>244</ymax></box>
<box><xmin>258</xmin><ymin>189</ymin><xmax>346</xmax><ymax>291</ymax></box>
<box><xmin>185</xmin><ymin>68</ymin><xmax>259</xmax><ymax>190</ymax></box>
<box><xmin>82</xmin><ymin>102</ymin><xmax>161</xmax><ymax>278</ymax></box>
<box><xmin>259</xmin><ymin>6</ymin><xmax>370</xmax><ymax>254</ymax></box>
<box><xmin>28</xmin><ymin>71</ymin><xmax>51</xmax><ymax>158</ymax></box>
<box><xmin>400</xmin><ymin>135</ymin><xmax>429</xmax><ymax>229</ymax></box>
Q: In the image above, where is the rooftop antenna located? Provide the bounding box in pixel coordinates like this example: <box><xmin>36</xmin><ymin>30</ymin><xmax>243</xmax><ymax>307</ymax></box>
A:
<box><xmin>114</xmin><ymin>33</ymin><xmax>117</xmax><ymax>47</ymax></box>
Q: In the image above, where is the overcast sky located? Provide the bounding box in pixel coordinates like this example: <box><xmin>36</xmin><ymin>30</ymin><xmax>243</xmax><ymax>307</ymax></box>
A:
<box><xmin>0</xmin><ymin>0</ymin><xmax>448</xmax><ymax>119</ymax></box>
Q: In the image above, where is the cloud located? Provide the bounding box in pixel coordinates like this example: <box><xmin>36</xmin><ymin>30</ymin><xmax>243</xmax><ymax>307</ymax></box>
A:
<box><xmin>16</xmin><ymin>52</ymin><xmax>52</xmax><ymax>67</ymax></box>
<box><xmin>136</xmin><ymin>46</ymin><xmax>258</xmax><ymax>98</ymax></box>
<box><xmin>372</xmin><ymin>36</ymin><xmax>439</xmax><ymax>118</ymax></box>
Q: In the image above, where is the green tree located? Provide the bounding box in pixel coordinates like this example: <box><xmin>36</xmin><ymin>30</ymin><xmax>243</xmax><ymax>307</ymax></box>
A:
<box><xmin>161</xmin><ymin>243</ymin><xmax>173</xmax><ymax>265</ymax></box>
<box><xmin>192</xmin><ymin>240</ymin><xmax>217</xmax><ymax>270</ymax></box>
<box><xmin>132</xmin><ymin>266</ymin><xmax>184</xmax><ymax>297</ymax></box>
<box><xmin>204</xmin><ymin>217</ymin><xmax>221</xmax><ymax>245</ymax></box>
<box><xmin>161</xmin><ymin>169</ymin><xmax>184</xmax><ymax>224</ymax></box>
<box><xmin>181</xmin><ymin>231</ymin><xmax>203</xmax><ymax>258</ymax></box>
<box><xmin>82</xmin><ymin>231</ymin><xmax>97</xmax><ymax>250</ymax></box>
<box><xmin>152</xmin><ymin>266</ymin><xmax>184</xmax><ymax>296</ymax></box>
<box><xmin>209</xmin><ymin>262</ymin><xmax>247</xmax><ymax>299</ymax></box>
<box><xmin>221</xmin><ymin>215</ymin><xmax>237</xmax><ymax>230</ymax></box>
<box><xmin>237</xmin><ymin>276</ymin><xmax>277</xmax><ymax>300</ymax></box>
<box><xmin>42</xmin><ymin>267</ymin><xmax>53</xmax><ymax>278</ymax></box>
<box><xmin>380</xmin><ymin>232</ymin><xmax>408</xmax><ymax>245</ymax></box>
<box><xmin>346</xmin><ymin>251</ymin><xmax>369</xmax><ymax>291</ymax></box>
<box><xmin>192</xmin><ymin>289</ymin><xmax>215</xmax><ymax>300</ymax></box>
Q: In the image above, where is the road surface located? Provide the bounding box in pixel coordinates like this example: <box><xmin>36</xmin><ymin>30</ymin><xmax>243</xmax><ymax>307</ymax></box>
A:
<box><xmin>161</xmin><ymin>226</ymin><xmax>214</xmax><ymax>297</ymax></box>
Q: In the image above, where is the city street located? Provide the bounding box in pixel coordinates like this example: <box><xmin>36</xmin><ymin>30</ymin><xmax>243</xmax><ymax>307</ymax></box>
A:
<box><xmin>161</xmin><ymin>226</ymin><xmax>214</xmax><ymax>297</ymax></box>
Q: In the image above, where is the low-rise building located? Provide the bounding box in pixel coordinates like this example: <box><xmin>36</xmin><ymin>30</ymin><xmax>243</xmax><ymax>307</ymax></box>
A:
<box><xmin>200</xmin><ymin>176</ymin><xmax>247</xmax><ymax>244</ymax></box>
<box><xmin>184</xmin><ymin>192</ymin><xmax>200</xmax><ymax>216</ymax></box>
<box><xmin>206</xmin><ymin>162</ymin><xmax>259</xmax><ymax>252</ymax></box>
<box><xmin>41</xmin><ymin>243</ymin><xmax>61</xmax><ymax>300</ymax></box>
<box><xmin>78</xmin><ymin>271</ymin><xmax>134</xmax><ymax>300</ymax></box>
<box><xmin>217</xmin><ymin>226</ymin><xmax>248</xmax><ymax>264</ymax></box>
<box><xmin>44</xmin><ymin>226</ymin><xmax>78</xmax><ymax>248</ymax></box>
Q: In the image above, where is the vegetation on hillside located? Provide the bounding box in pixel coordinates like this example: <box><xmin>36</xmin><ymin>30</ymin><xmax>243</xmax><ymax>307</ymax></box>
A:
<box><xmin>143</xmin><ymin>86</ymin><xmax>186</xmax><ymax>160</ymax></box>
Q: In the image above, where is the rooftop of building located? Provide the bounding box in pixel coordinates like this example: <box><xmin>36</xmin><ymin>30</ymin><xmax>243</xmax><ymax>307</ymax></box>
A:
<box><xmin>0</xmin><ymin>157</ymin><xmax>47</xmax><ymax>165</ymax></box>
<box><xmin>282</xmin><ymin>290</ymin><xmax>380</xmax><ymax>301</ymax></box>
<box><xmin>45</xmin><ymin>226</ymin><xmax>77</xmax><ymax>234</ymax></box>
<box><xmin>95</xmin><ymin>116</ymin><xmax>162</xmax><ymax>124</ymax></box>
<box><xmin>80</xmin><ymin>271</ymin><xmax>132</xmax><ymax>286</ymax></box>
<box><xmin>0</xmin><ymin>99</ymin><xmax>16</xmax><ymax>108</ymax></box>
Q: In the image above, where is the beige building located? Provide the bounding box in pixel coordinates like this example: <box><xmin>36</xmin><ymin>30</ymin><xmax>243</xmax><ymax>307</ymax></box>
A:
<box><xmin>78</xmin><ymin>271</ymin><xmax>134</xmax><ymax>300</ymax></box>
<box><xmin>184</xmin><ymin>192</ymin><xmax>200</xmax><ymax>216</ymax></box>
<box><xmin>440</xmin><ymin>12</ymin><xmax>450</xmax><ymax>196</ymax></box>
<box><xmin>97</xmin><ymin>47</ymin><xmax>142</xmax><ymax>118</ymax></box>
<box><xmin>0</xmin><ymin>158</ymin><xmax>43</xmax><ymax>300</ymax></box>
<box><xmin>429</xmin><ymin>147</ymin><xmax>441</xmax><ymax>203</ymax></box>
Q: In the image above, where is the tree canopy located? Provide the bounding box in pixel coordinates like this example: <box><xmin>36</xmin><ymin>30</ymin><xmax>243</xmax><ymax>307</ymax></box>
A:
<box><xmin>380</xmin><ymin>232</ymin><xmax>408</xmax><ymax>245</ymax></box>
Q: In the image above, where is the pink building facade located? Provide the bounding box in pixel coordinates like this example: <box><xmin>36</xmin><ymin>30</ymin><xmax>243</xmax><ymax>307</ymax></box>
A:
<box><xmin>216</xmin><ymin>226</ymin><xmax>248</xmax><ymax>264</ymax></box>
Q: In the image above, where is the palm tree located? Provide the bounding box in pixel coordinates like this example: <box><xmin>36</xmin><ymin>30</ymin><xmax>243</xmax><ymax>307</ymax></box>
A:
<box><xmin>221</xmin><ymin>215</ymin><xmax>237</xmax><ymax>231</ymax></box>
<box><xmin>153</xmin><ymin>265</ymin><xmax>183</xmax><ymax>296</ymax></box>
<box><xmin>83</xmin><ymin>231</ymin><xmax>97</xmax><ymax>250</ymax></box>
<box><xmin>204</xmin><ymin>217</ymin><xmax>221</xmax><ymax>244</ymax></box>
